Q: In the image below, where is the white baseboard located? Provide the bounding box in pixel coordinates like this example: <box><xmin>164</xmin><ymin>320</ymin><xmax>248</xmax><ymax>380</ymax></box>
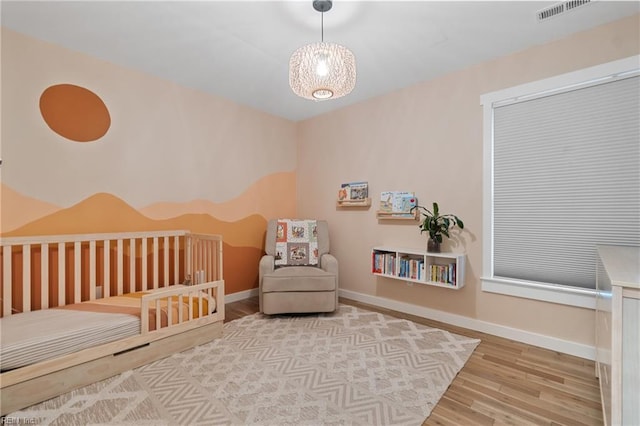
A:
<box><xmin>225</xmin><ymin>288</ymin><xmax>259</xmax><ymax>303</ymax></box>
<box><xmin>339</xmin><ymin>288</ymin><xmax>596</xmax><ymax>361</ymax></box>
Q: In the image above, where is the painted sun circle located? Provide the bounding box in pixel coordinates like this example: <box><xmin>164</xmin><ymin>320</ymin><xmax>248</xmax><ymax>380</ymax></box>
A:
<box><xmin>39</xmin><ymin>84</ymin><xmax>111</xmax><ymax>142</ymax></box>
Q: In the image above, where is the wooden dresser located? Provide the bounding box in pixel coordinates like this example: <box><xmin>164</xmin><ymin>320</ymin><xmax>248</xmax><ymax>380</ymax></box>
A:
<box><xmin>595</xmin><ymin>245</ymin><xmax>640</xmax><ymax>426</ymax></box>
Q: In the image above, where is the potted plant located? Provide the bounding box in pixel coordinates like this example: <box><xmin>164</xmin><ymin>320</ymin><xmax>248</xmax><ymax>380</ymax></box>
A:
<box><xmin>411</xmin><ymin>202</ymin><xmax>464</xmax><ymax>252</ymax></box>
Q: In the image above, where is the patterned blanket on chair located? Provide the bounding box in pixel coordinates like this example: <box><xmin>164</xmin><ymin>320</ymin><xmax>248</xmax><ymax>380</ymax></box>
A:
<box><xmin>275</xmin><ymin>219</ymin><xmax>319</xmax><ymax>266</ymax></box>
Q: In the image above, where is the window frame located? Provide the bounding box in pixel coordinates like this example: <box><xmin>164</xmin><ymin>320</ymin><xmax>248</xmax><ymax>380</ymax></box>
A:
<box><xmin>481</xmin><ymin>55</ymin><xmax>640</xmax><ymax>309</ymax></box>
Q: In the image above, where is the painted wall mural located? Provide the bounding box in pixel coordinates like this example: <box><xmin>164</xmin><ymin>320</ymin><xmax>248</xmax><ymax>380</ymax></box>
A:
<box><xmin>39</xmin><ymin>84</ymin><xmax>111</xmax><ymax>142</ymax></box>
<box><xmin>1</xmin><ymin>28</ymin><xmax>298</xmax><ymax>295</ymax></box>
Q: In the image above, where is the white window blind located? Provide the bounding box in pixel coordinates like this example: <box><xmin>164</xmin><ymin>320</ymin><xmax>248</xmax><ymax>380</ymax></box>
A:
<box><xmin>493</xmin><ymin>75</ymin><xmax>640</xmax><ymax>289</ymax></box>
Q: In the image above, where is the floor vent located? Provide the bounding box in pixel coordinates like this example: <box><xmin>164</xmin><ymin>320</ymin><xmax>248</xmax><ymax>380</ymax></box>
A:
<box><xmin>537</xmin><ymin>0</ymin><xmax>592</xmax><ymax>22</ymax></box>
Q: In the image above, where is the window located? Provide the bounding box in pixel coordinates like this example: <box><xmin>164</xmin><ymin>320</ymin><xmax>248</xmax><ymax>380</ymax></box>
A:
<box><xmin>481</xmin><ymin>56</ymin><xmax>640</xmax><ymax>309</ymax></box>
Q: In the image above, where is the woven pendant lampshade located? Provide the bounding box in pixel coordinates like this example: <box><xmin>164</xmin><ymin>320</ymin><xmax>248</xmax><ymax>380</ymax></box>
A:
<box><xmin>289</xmin><ymin>0</ymin><xmax>356</xmax><ymax>100</ymax></box>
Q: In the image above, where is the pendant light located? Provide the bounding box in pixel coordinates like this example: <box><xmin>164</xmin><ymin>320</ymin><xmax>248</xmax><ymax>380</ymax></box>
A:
<box><xmin>289</xmin><ymin>0</ymin><xmax>356</xmax><ymax>101</ymax></box>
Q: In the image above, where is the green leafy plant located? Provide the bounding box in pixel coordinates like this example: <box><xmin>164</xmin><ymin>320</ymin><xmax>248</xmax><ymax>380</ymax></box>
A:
<box><xmin>411</xmin><ymin>202</ymin><xmax>464</xmax><ymax>244</ymax></box>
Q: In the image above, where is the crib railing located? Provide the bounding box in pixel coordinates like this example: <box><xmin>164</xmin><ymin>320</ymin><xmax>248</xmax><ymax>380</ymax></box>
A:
<box><xmin>186</xmin><ymin>233</ymin><xmax>224</xmax><ymax>286</ymax></box>
<box><xmin>140</xmin><ymin>280</ymin><xmax>224</xmax><ymax>334</ymax></box>
<box><xmin>0</xmin><ymin>230</ymin><xmax>223</xmax><ymax>317</ymax></box>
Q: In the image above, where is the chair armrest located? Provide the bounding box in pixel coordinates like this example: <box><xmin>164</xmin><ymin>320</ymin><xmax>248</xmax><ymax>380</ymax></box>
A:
<box><xmin>259</xmin><ymin>255</ymin><xmax>275</xmax><ymax>281</ymax></box>
<box><xmin>320</xmin><ymin>253</ymin><xmax>338</xmax><ymax>276</ymax></box>
<box><xmin>321</xmin><ymin>254</ymin><xmax>339</xmax><ymax>308</ymax></box>
<box><xmin>258</xmin><ymin>255</ymin><xmax>275</xmax><ymax>313</ymax></box>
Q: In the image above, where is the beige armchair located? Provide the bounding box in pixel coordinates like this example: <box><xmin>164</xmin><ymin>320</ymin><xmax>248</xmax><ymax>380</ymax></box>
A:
<box><xmin>259</xmin><ymin>219</ymin><xmax>338</xmax><ymax>315</ymax></box>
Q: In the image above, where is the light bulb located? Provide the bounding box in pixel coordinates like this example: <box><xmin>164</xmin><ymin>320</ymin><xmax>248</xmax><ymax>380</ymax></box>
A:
<box><xmin>316</xmin><ymin>60</ymin><xmax>328</xmax><ymax>76</ymax></box>
<box><xmin>315</xmin><ymin>52</ymin><xmax>329</xmax><ymax>77</ymax></box>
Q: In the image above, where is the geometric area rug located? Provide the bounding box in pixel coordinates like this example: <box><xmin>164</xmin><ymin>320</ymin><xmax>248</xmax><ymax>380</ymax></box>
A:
<box><xmin>8</xmin><ymin>304</ymin><xmax>480</xmax><ymax>426</ymax></box>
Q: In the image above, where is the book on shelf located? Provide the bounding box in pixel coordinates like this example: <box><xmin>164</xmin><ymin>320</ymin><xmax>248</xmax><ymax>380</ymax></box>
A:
<box><xmin>348</xmin><ymin>181</ymin><xmax>368</xmax><ymax>200</ymax></box>
<box><xmin>379</xmin><ymin>191</ymin><xmax>394</xmax><ymax>212</ymax></box>
<box><xmin>338</xmin><ymin>181</ymin><xmax>368</xmax><ymax>202</ymax></box>
<box><xmin>393</xmin><ymin>192</ymin><xmax>417</xmax><ymax>213</ymax></box>
<box><xmin>379</xmin><ymin>191</ymin><xmax>417</xmax><ymax>215</ymax></box>
<box><xmin>338</xmin><ymin>185</ymin><xmax>349</xmax><ymax>201</ymax></box>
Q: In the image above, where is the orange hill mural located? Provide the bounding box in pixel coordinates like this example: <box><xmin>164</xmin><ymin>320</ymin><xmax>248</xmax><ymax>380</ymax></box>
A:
<box><xmin>2</xmin><ymin>192</ymin><xmax>271</xmax><ymax>295</ymax></box>
<box><xmin>1</xmin><ymin>170</ymin><xmax>296</xmax><ymax>233</ymax></box>
<box><xmin>3</xmin><ymin>192</ymin><xmax>265</xmax><ymax>246</ymax></box>
<box><xmin>0</xmin><ymin>184</ymin><xmax>61</xmax><ymax>234</ymax></box>
<box><xmin>139</xmin><ymin>171</ymin><xmax>296</xmax><ymax>222</ymax></box>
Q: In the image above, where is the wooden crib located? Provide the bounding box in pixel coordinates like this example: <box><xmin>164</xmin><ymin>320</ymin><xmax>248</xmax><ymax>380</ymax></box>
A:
<box><xmin>0</xmin><ymin>230</ymin><xmax>225</xmax><ymax>415</ymax></box>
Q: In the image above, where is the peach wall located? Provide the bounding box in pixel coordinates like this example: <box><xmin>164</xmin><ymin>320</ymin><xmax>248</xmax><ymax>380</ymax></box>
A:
<box><xmin>297</xmin><ymin>14</ymin><xmax>640</xmax><ymax>348</ymax></box>
<box><xmin>1</xmin><ymin>28</ymin><xmax>298</xmax><ymax>295</ymax></box>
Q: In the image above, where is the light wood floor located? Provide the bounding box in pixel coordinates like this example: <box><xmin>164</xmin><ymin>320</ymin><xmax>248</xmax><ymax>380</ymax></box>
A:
<box><xmin>226</xmin><ymin>297</ymin><xmax>603</xmax><ymax>426</ymax></box>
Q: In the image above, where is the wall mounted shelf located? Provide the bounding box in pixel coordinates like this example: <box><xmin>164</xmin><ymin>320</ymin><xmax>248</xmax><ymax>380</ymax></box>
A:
<box><xmin>372</xmin><ymin>246</ymin><xmax>466</xmax><ymax>289</ymax></box>
<box><xmin>336</xmin><ymin>198</ymin><xmax>371</xmax><ymax>208</ymax></box>
<box><xmin>375</xmin><ymin>210</ymin><xmax>419</xmax><ymax>220</ymax></box>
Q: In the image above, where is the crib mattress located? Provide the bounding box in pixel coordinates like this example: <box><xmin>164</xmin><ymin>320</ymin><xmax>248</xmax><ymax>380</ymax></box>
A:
<box><xmin>0</xmin><ymin>308</ymin><xmax>139</xmax><ymax>371</ymax></box>
<box><xmin>0</xmin><ymin>286</ymin><xmax>217</xmax><ymax>372</ymax></box>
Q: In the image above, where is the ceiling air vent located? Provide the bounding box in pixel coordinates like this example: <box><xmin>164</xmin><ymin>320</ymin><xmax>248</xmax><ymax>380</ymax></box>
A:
<box><xmin>537</xmin><ymin>0</ymin><xmax>592</xmax><ymax>22</ymax></box>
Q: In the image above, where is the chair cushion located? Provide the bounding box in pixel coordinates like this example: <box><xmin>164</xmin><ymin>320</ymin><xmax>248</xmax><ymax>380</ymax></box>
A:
<box><xmin>262</xmin><ymin>267</ymin><xmax>336</xmax><ymax>293</ymax></box>
<box><xmin>265</xmin><ymin>219</ymin><xmax>330</xmax><ymax>258</ymax></box>
<box><xmin>274</xmin><ymin>219</ymin><xmax>318</xmax><ymax>266</ymax></box>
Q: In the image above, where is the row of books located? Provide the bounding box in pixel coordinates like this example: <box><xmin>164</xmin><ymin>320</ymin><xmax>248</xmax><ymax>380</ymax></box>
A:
<box><xmin>371</xmin><ymin>252</ymin><xmax>457</xmax><ymax>285</ymax></box>
<box><xmin>372</xmin><ymin>252</ymin><xmax>397</xmax><ymax>275</ymax></box>
<box><xmin>429</xmin><ymin>263</ymin><xmax>457</xmax><ymax>285</ymax></box>
<box><xmin>398</xmin><ymin>258</ymin><xmax>457</xmax><ymax>284</ymax></box>
<box><xmin>398</xmin><ymin>256</ymin><xmax>423</xmax><ymax>280</ymax></box>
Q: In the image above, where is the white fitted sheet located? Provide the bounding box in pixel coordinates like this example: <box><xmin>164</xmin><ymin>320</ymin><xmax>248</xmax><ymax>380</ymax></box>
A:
<box><xmin>0</xmin><ymin>308</ymin><xmax>139</xmax><ymax>371</ymax></box>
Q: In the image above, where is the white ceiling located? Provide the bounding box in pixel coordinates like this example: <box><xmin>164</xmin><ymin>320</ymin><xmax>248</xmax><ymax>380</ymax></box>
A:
<box><xmin>2</xmin><ymin>1</ymin><xmax>639</xmax><ymax>121</ymax></box>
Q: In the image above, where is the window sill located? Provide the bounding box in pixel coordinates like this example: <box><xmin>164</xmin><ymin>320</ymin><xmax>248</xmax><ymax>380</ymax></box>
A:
<box><xmin>481</xmin><ymin>277</ymin><xmax>596</xmax><ymax>309</ymax></box>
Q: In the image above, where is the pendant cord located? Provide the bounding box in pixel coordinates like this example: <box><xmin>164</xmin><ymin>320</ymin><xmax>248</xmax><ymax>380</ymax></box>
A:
<box><xmin>321</xmin><ymin>12</ymin><xmax>324</xmax><ymax>42</ymax></box>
